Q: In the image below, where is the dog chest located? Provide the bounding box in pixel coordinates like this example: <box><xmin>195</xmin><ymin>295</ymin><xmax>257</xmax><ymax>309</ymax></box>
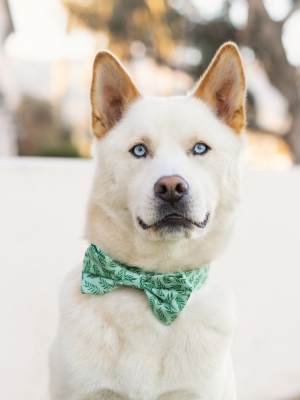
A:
<box><xmin>54</xmin><ymin>268</ymin><xmax>237</xmax><ymax>399</ymax></box>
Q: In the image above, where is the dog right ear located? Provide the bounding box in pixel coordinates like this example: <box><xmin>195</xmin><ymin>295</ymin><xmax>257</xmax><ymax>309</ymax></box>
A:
<box><xmin>90</xmin><ymin>51</ymin><xmax>141</xmax><ymax>138</ymax></box>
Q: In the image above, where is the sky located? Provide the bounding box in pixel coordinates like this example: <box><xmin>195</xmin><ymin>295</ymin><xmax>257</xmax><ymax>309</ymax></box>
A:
<box><xmin>5</xmin><ymin>0</ymin><xmax>300</xmax><ymax>66</ymax></box>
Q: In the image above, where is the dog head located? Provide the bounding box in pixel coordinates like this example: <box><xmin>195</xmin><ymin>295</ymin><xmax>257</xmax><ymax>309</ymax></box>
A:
<box><xmin>86</xmin><ymin>43</ymin><xmax>246</xmax><ymax>271</ymax></box>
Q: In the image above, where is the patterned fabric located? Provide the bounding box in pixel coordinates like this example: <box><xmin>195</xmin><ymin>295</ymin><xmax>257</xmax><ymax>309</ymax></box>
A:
<box><xmin>81</xmin><ymin>244</ymin><xmax>210</xmax><ymax>325</ymax></box>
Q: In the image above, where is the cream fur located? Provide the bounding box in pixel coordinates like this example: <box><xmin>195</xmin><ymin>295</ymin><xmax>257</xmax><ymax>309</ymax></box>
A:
<box><xmin>49</xmin><ymin>44</ymin><xmax>246</xmax><ymax>400</ymax></box>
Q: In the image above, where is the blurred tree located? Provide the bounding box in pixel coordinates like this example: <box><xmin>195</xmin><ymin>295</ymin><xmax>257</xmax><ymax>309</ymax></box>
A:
<box><xmin>238</xmin><ymin>0</ymin><xmax>300</xmax><ymax>164</ymax></box>
<box><xmin>62</xmin><ymin>0</ymin><xmax>300</xmax><ymax>163</ymax></box>
<box><xmin>17</xmin><ymin>95</ymin><xmax>55</xmax><ymax>156</ymax></box>
<box><xmin>62</xmin><ymin>0</ymin><xmax>184</xmax><ymax>60</ymax></box>
<box><xmin>16</xmin><ymin>94</ymin><xmax>81</xmax><ymax>157</ymax></box>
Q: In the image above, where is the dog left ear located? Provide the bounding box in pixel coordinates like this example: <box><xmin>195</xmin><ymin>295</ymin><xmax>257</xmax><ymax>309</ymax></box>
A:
<box><xmin>90</xmin><ymin>51</ymin><xmax>141</xmax><ymax>138</ymax></box>
<box><xmin>191</xmin><ymin>42</ymin><xmax>246</xmax><ymax>134</ymax></box>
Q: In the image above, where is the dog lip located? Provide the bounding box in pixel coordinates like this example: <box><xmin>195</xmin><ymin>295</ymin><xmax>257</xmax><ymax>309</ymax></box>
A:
<box><xmin>193</xmin><ymin>212</ymin><xmax>210</xmax><ymax>228</ymax></box>
<box><xmin>162</xmin><ymin>213</ymin><xmax>185</xmax><ymax>220</ymax></box>
<box><xmin>137</xmin><ymin>216</ymin><xmax>152</xmax><ymax>230</ymax></box>
<box><xmin>137</xmin><ymin>212</ymin><xmax>210</xmax><ymax>230</ymax></box>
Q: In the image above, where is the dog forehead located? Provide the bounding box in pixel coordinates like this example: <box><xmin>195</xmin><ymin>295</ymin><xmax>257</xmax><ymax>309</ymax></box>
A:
<box><xmin>123</xmin><ymin>96</ymin><xmax>221</xmax><ymax>140</ymax></box>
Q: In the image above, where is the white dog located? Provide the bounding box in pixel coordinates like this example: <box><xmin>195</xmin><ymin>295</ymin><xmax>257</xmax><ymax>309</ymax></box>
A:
<box><xmin>49</xmin><ymin>42</ymin><xmax>246</xmax><ymax>400</ymax></box>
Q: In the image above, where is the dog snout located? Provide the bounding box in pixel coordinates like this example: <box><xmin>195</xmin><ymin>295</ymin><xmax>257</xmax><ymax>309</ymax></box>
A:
<box><xmin>154</xmin><ymin>175</ymin><xmax>189</xmax><ymax>202</ymax></box>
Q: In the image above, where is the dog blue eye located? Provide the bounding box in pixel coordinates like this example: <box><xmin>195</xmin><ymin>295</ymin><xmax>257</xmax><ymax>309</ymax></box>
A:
<box><xmin>131</xmin><ymin>144</ymin><xmax>147</xmax><ymax>158</ymax></box>
<box><xmin>193</xmin><ymin>143</ymin><xmax>210</xmax><ymax>155</ymax></box>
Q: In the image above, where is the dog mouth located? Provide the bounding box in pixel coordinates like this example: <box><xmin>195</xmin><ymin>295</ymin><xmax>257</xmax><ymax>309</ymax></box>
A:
<box><xmin>137</xmin><ymin>212</ymin><xmax>210</xmax><ymax>231</ymax></box>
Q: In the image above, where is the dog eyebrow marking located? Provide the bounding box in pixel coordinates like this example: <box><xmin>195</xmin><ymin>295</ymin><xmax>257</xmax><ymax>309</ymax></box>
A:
<box><xmin>137</xmin><ymin>135</ymin><xmax>152</xmax><ymax>146</ymax></box>
<box><xmin>131</xmin><ymin>136</ymin><xmax>154</xmax><ymax>157</ymax></box>
<box><xmin>182</xmin><ymin>134</ymin><xmax>209</xmax><ymax>151</ymax></box>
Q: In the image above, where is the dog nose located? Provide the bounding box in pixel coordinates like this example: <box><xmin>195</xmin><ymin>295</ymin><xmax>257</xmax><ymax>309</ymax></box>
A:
<box><xmin>154</xmin><ymin>175</ymin><xmax>189</xmax><ymax>202</ymax></box>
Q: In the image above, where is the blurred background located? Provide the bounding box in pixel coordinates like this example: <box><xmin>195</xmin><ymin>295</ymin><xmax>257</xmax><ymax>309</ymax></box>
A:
<box><xmin>1</xmin><ymin>0</ymin><xmax>300</xmax><ymax>167</ymax></box>
<box><xmin>1</xmin><ymin>1</ymin><xmax>300</xmax><ymax>400</ymax></box>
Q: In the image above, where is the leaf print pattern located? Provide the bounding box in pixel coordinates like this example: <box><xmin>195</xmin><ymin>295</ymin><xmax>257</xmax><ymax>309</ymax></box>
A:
<box><xmin>156</xmin><ymin>308</ymin><xmax>167</xmax><ymax>324</ymax></box>
<box><xmin>124</xmin><ymin>274</ymin><xmax>137</xmax><ymax>282</ymax></box>
<box><xmin>82</xmin><ymin>280</ymin><xmax>100</xmax><ymax>294</ymax></box>
<box><xmin>81</xmin><ymin>244</ymin><xmax>210</xmax><ymax>325</ymax></box>
<box><xmin>164</xmin><ymin>305</ymin><xmax>177</xmax><ymax>314</ymax></box>
<box><xmin>175</xmin><ymin>295</ymin><xmax>186</xmax><ymax>311</ymax></box>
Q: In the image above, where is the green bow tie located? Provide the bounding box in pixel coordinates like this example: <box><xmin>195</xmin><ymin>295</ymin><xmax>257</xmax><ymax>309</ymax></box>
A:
<box><xmin>81</xmin><ymin>244</ymin><xmax>210</xmax><ymax>325</ymax></box>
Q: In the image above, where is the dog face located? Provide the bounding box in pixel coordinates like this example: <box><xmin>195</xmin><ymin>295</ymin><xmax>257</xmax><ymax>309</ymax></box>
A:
<box><xmin>86</xmin><ymin>43</ymin><xmax>246</xmax><ymax>270</ymax></box>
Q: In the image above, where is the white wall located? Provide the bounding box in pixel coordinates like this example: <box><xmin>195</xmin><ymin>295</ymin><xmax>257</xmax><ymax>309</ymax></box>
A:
<box><xmin>0</xmin><ymin>158</ymin><xmax>299</xmax><ymax>400</ymax></box>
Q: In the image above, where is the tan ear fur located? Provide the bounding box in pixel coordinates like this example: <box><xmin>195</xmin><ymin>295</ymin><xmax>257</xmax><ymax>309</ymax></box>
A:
<box><xmin>91</xmin><ymin>51</ymin><xmax>141</xmax><ymax>138</ymax></box>
<box><xmin>191</xmin><ymin>42</ymin><xmax>246</xmax><ymax>134</ymax></box>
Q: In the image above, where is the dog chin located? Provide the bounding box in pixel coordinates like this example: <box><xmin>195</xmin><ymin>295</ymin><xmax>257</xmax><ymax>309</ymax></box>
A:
<box><xmin>155</xmin><ymin>224</ymin><xmax>196</xmax><ymax>240</ymax></box>
<box><xmin>140</xmin><ymin>224</ymin><xmax>196</xmax><ymax>241</ymax></box>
